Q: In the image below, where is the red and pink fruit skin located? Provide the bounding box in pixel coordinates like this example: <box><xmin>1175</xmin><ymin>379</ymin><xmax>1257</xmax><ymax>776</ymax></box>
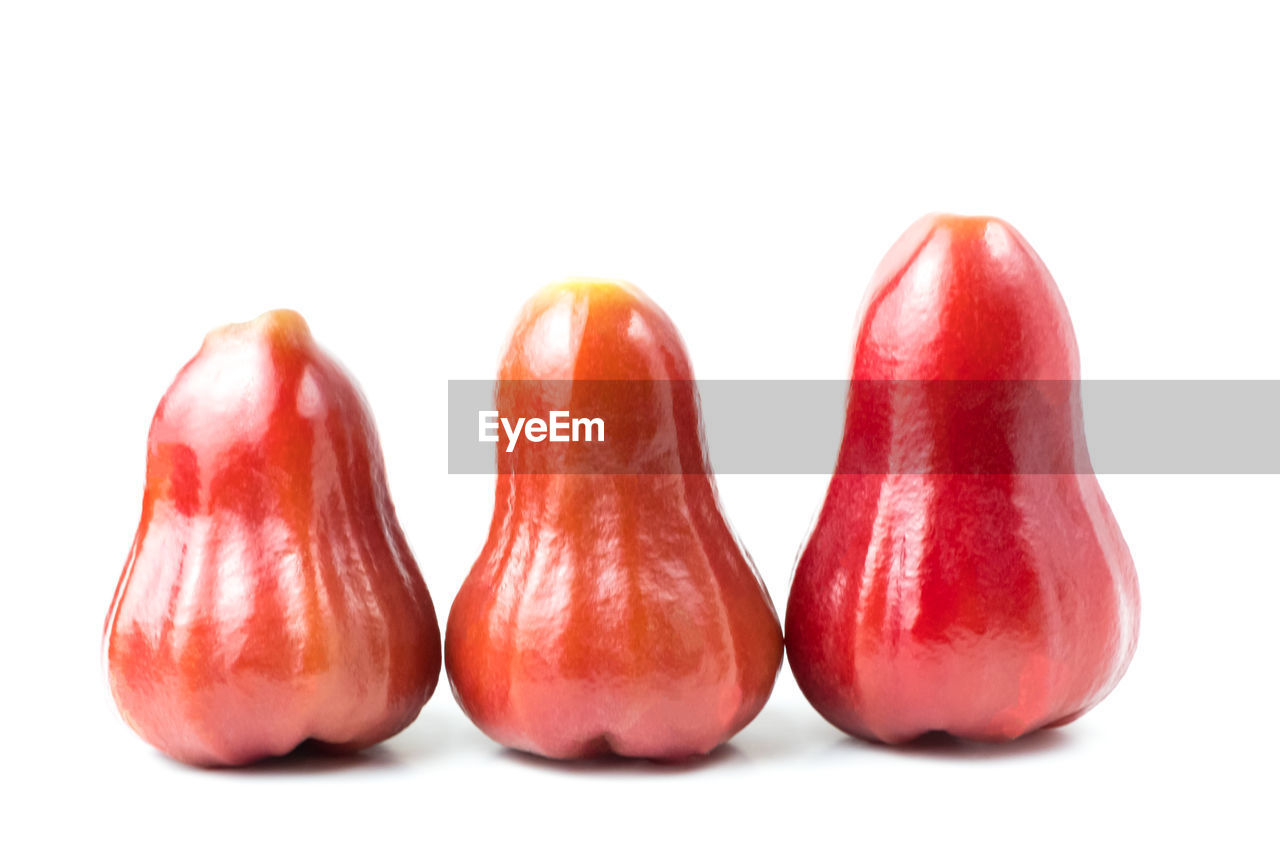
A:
<box><xmin>105</xmin><ymin>310</ymin><xmax>441</xmax><ymax>766</ymax></box>
<box><xmin>446</xmin><ymin>280</ymin><xmax>784</xmax><ymax>760</ymax></box>
<box><xmin>785</xmin><ymin>215</ymin><xmax>1140</xmax><ymax>744</ymax></box>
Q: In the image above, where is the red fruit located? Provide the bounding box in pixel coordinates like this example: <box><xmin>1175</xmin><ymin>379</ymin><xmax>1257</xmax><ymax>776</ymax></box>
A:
<box><xmin>105</xmin><ymin>310</ymin><xmax>441</xmax><ymax>766</ymax></box>
<box><xmin>785</xmin><ymin>215</ymin><xmax>1140</xmax><ymax>743</ymax></box>
<box><xmin>445</xmin><ymin>279</ymin><xmax>784</xmax><ymax>760</ymax></box>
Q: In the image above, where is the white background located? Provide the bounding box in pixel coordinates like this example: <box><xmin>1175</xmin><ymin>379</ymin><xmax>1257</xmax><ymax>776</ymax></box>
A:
<box><xmin>2</xmin><ymin>2</ymin><xmax>1277</xmax><ymax>850</ymax></box>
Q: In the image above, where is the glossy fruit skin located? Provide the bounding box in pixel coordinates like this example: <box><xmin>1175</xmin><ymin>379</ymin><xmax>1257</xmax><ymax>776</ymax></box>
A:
<box><xmin>105</xmin><ymin>310</ymin><xmax>441</xmax><ymax>766</ymax></box>
<box><xmin>786</xmin><ymin>215</ymin><xmax>1140</xmax><ymax>744</ymax></box>
<box><xmin>446</xmin><ymin>280</ymin><xmax>784</xmax><ymax>760</ymax></box>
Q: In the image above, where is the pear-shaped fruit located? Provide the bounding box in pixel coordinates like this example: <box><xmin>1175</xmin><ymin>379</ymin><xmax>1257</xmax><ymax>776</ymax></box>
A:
<box><xmin>786</xmin><ymin>215</ymin><xmax>1140</xmax><ymax>743</ymax></box>
<box><xmin>446</xmin><ymin>280</ymin><xmax>784</xmax><ymax>760</ymax></box>
<box><xmin>105</xmin><ymin>310</ymin><xmax>441</xmax><ymax>766</ymax></box>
